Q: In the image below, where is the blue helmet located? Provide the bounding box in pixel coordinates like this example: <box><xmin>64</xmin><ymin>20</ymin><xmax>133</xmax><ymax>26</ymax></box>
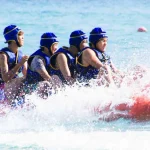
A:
<box><xmin>40</xmin><ymin>32</ymin><xmax>58</xmax><ymax>54</ymax></box>
<box><xmin>89</xmin><ymin>27</ymin><xmax>108</xmax><ymax>48</ymax></box>
<box><xmin>3</xmin><ymin>25</ymin><xmax>22</xmax><ymax>46</ymax></box>
<box><xmin>69</xmin><ymin>30</ymin><xmax>87</xmax><ymax>51</ymax></box>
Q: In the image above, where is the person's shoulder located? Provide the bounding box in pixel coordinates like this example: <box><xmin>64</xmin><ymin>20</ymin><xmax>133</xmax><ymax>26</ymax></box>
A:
<box><xmin>0</xmin><ymin>47</ymin><xmax>8</xmax><ymax>52</ymax></box>
<box><xmin>0</xmin><ymin>51</ymin><xmax>6</xmax><ymax>55</ymax></box>
<box><xmin>0</xmin><ymin>47</ymin><xmax>7</xmax><ymax>56</ymax></box>
<box><xmin>33</xmin><ymin>55</ymin><xmax>45</xmax><ymax>62</ymax></box>
<box><xmin>83</xmin><ymin>47</ymin><xmax>95</xmax><ymax>55</ymax></box>
<box><xmin>0</xmin><ymin>47</ymin><xmax>8</xmax><ymax>63</ymax></box>
<box><xmin>62</xmin><ymin>46</ymin><xmax>69</xmax><ymax>50</ymax></box>
<box><xmin>0</xmin><ymin>52</ymin><xmax>7</xmax><ymax>61</ymax></box>
<box><xmin>57</xmin><ymin>52</ymin><xmax>67</xmax><ymax>59</ymax></box>
<box><xmin>56</xmin><ymin>47</ymin><xmax>69</xmax><ymax>53</ymax></box>
<box><xmin>55</xmin><ymin>52</ymin><xmax>68</xmax><ymax>65</ymax></box>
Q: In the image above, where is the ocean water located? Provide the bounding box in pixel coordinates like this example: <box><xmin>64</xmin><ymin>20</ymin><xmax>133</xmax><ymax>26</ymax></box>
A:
<box><xmin>0</xmin><ymin>0</ymin><xmax>150</xmax><ymax>149</ymax></box>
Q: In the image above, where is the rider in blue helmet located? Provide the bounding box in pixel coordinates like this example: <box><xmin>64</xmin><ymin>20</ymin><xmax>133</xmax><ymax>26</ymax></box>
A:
<box><xmin>0</xmin><ymin>24</ymin><xmax>28</xmax><ymax>104</ymax></box>
<box><xmin>40</xmin><ymin>32</ymin><xmax>58</xmax><ymax>56</ymax></box>
<box><xmin>50</xmin><ymin>30</ymin><xmax>88</xmax><ymax>85</ymax></box>
<box><xmin>89</xmin><ymin>27</ymin><xmax>122</xmax><ymax>85</ymax></box>
<box><xmin>76</xmin><ymin>27</ymin><xmax>114</xmax><ymax>85</ymax></box>
<box><xmin>89</xmin><ymin>27</ymin><xmax>110</xmax><ymax>64</ymax></box>
<box><xmin>89</xmin><ymin>27</ymin><xmax>108</xmax><ymax>49</ymax></box>
<box><xmin>4</xmin><ymin>25</ymin><xmax>23</xmax><ymax>47</ymax></box>
<box><xmin>21</xmin><ymin>32</ymin><xmax>60</xmax><ymax>99</ymax></box>
<box><xmin>69</xmin><ymin>30</ymin><xmax>87</xmax><ymax>52</ymax></box>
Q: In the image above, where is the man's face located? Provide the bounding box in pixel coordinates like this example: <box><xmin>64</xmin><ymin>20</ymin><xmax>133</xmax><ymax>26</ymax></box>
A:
<box><xmin>96</xmin><ymin>38</ymin><xmax>108</xmax><ymax>52</ymax></box>
<box><xmin>17</xmin><ymin>31</ymin><xmax>24</xmax><ymax>46</ymax></box>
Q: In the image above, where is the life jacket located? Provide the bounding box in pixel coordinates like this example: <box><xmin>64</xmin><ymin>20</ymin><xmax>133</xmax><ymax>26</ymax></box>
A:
<box><xmin>76</xmin><ymin>47</ymin><xmax>111</xmax><ymax>82</ymax></box>
<box><xmin>0</xmin><ymin>47</ymin><xmax>23</xmax><ymax>84</ymax></box>
<box><xmin>26</xmin><ymin>49</ymin><xmax>51</xmax><ymax>84</ymax></box>
<box><xmin>50</xmin><ymin>47</ymin><xmax>76</xmax><ymax>83</ymax></box>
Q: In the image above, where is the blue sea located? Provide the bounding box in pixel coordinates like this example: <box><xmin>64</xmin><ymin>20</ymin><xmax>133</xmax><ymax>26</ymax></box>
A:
<box><xmin>0</xmin><ymin>0</ymin><xmax>150</xmax><ymax>149</ymax></box>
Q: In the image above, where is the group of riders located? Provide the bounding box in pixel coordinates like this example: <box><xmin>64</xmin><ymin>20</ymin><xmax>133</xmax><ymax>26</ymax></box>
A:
<box><xmin>0</xmin><ymin>24</ymin><xmax>123</xmax><ymax>107</ymax></box>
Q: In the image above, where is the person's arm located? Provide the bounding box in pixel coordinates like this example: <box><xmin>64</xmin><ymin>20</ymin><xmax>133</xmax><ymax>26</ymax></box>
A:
<box><xmin>83</xmin><ymin>49</ymin><xmax>114</xmax><ymax>84</ymax></box>
<box><xmin>56</xmin><ymin>53</ymin><xmax>74</xmax><ymax>83</ymax></box>
<box><xmin>0</xmin><ymin>53</ymin><xmax>28</xmax><ymax>82</ymax></box>
<box><xmin>31</xmin><ymin>56</ymin><xmax>51</xmax><ymax>81</ymax></box>
<box><xmin>110</xmin><ymin>61</ymin><xmax>119</xmax><ymax>73</ymax></box>
<box><xmin>22</xmin><ymin>61</ymin><xmax>28</xmax><ymax>77</ymax></box>
<box><xmin>83</xmin><ymin>49</ymin><xmax>104</xmax><ymax>69</ymax></box>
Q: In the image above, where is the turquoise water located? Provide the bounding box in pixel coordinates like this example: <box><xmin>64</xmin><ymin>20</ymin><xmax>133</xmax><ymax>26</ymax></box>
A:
<box><xmin>0</xmin><ymin>0</ymin><xmax>150</xmax><ymax>149</ymax></box>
